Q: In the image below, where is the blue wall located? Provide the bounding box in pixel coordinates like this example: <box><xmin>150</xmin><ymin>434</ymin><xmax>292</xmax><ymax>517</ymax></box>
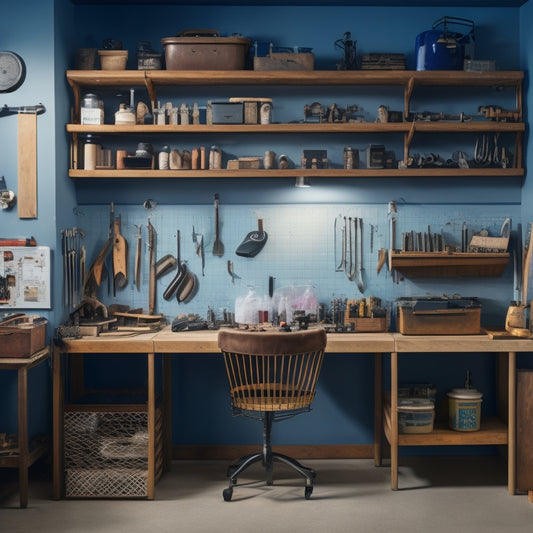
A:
<box><xmin>1</xmin><ymin>0</ymin><xmax>532</xmax><ymax>453</ymax></box>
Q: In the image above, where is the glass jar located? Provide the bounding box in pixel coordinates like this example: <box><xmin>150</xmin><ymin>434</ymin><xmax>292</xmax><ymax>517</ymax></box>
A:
<box><xmin>81</xmin><ymin>93</ymin><xmax>104</xmax><ymax>125</ymax></box>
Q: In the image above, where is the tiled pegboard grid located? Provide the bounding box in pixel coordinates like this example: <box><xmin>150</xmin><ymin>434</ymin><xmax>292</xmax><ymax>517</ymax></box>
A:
<box><xmin>73</xmin><ymin>202</ymin><xmax>519</xmax><ymax>324</ymax></box>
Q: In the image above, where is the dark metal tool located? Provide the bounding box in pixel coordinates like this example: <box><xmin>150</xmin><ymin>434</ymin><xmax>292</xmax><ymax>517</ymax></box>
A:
<box><xmin>212</xmin><ymin>193</ymin><xmax>224</xmax><ymax>256</ymax></box>
<box><xmin>0</xmin><ymin>103</ymin><xmax>45</xmax><ymax>117</ymax></box>
<box><xmin>235</xmin><ymin>218</ymin><xmax>267</xmax><ymax>257</ymax></box>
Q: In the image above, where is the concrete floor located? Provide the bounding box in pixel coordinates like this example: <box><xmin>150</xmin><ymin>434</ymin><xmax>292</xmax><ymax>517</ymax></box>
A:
<box><xmin>1</xmin><ymin>456</ymin><xmax>532</xmax><ymax>533</ymax></box>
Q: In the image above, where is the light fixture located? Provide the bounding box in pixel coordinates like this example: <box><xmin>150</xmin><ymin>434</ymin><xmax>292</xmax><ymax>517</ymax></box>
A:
<box><xmin>295</xmin><ymin>176</ymin><xmax>311</xmax><ymax>188</ymax></box>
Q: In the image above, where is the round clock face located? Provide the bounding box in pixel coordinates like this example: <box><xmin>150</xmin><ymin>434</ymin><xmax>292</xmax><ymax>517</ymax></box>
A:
<box><xmin>0</xmin><ymin>51</ymin><xmax>25</xmax><ymax>92</ymax></box>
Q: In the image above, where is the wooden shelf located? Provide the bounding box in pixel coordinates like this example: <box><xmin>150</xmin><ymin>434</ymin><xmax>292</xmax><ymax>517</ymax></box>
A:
<box><xmin>66</xmin><ymin>69</ymin><xmax>524</xmax><ymax>179</ymax></box>
<box><xmin>390</xmin><ymin>251</ymin><xmax>510</xmax><ymax>277</ymax></box>
<box><xmin>383</xmin><ymin>403</ymin><xmax>507</xmax><ymax>446</ymax></box>
<box><xmin>68</xmin><ymin>168</ymin><xmax>524</xmax><ymax>179</ymax></box>
<box><xmin>0</xmin><ymin>436</ymin><xmax>49</xmax><ymax>468</ymax></box>
<box><xmin>66</xmin><ymin>122</ymin><xmax>525</xmax><ymax>135</ymax></box>
<box><xmin>66</xmin><ymin>69</ymin><xmax>524</xmax><ymax>88</ymax></box>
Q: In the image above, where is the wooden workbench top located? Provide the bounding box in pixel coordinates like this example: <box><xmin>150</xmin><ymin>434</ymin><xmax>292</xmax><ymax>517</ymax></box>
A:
<box><xmin>56</xmin><ymin>331</ymin><xmax>160</xmax><ymax>353</ymax></box>
<box><xmin>393</xmin><ymin>332</ymin><xmax>533</xmax><ymax>353</ymax></box>
<box><xmin>53</xmin><ymin>328</ymin><xmax>533</xmax><ymax>355</ymax></box>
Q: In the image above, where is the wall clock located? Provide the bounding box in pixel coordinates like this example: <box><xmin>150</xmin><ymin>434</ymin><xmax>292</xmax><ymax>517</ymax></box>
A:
<box><xmin>0</xmin><ymin>51</ymin><xmax>26</xmax><ymax>92</ymax></box>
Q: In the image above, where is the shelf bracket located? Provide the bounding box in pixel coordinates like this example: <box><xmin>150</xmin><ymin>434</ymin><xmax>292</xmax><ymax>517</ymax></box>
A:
<box><xmin>404</xmin><ymin>121</ymin><xmax>416</xmax><ymax>165</ymax></box>
<box><xmin>144</xmin><ymin>74</ymin><xmax>157</xmax><ymax>112</ymax></box>
<box><xmin>404</xmin><ymin>76</ymin><xmax>415</xmax><ymax>117</ymax></box>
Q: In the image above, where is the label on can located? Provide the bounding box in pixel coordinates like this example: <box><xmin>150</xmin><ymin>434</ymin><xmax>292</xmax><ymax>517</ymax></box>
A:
<box><xmin>81</xmin><ymin>107</ymin><xmax>104</xmax><ymax>125</ymax></box>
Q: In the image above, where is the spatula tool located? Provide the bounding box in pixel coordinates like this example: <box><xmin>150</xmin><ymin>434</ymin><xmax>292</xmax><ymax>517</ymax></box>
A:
<box><xmin>236</xmin><ymin>218</ymin><xmax>268</xmax><ymax>257</ymax></box>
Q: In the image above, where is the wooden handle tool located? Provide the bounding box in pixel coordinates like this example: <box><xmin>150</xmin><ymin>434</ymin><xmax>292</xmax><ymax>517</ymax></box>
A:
<box><xmin>113</xmin><ymin>215</ymin><xmax>128</xmax><ymax>291</ymax></box>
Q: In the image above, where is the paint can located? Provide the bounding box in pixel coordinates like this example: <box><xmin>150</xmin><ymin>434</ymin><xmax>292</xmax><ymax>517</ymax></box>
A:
<box><xmin>447</xmin><ymin>388</ymin><xmax>483</xmax><ymax>431</ymax></box>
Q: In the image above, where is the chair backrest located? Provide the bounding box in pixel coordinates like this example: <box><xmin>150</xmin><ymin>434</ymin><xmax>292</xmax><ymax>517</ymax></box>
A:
<box><xmin>218</xmin><ymin>328</ymin><xmax>327</xmax><ymax>413</ymax></box>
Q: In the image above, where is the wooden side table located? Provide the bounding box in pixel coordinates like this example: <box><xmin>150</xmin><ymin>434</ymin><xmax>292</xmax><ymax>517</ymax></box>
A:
<box><xmin>0</xmin><ymin>346</ymin><xmax>50</xmax><ymax>508</ymax></box>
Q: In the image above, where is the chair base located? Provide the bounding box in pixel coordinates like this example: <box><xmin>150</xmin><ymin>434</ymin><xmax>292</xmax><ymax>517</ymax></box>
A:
<box><xmin>222</xmin><ymin>412</ymin><xmax>316</xmax><ymax>501</ymax></box>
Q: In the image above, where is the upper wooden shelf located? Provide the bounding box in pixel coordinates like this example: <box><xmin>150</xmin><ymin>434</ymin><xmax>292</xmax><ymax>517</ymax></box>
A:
<box><xmin>69</xmin><ymin>168</ymin><xmax>524</xmax><ymax>179</ymax></box>
<box><xmin>66</xmin><ymin>69</ymin><xmax>524</xmax><ymax>88</ymax></box>
<box><xmin>66</xmin><ymin>122</ymin><xmax>525</xmax><ymax>134</ymax></box>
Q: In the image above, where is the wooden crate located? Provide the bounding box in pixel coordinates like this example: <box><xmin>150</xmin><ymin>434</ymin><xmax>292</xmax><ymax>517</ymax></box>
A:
<box><xmin>0</xmin><ymin>316</ymin><xmax>47</xmax><ymax>358</ymax></box>
<box><xmin>398</xmin><ymin>306</ymin><xmax>481</xmax><ymax>335</ymax></box>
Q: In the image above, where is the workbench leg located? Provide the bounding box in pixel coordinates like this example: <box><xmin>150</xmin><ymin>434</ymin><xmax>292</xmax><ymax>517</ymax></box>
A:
<box><xmin>17</xmin><ymin>367</ymin><xmax>29</xmax><ymax>508</ymax></box>
<box><xmin>390</xmin><ymin>352</ymin><xmax>399</xmax><ymax>490</ymax></box>
<box><xmin>163</xmin><ymin>354</ymin><xmax>172</xmax><ymax>471</ymax></box>
<box><xmin>147</xmin><ymin>352</ymin><xmax>155</xmax><ymax>500</ymax></box>
<box><xmin>52</xmin><ymin>346</ymin><xmax>63</xmax><ymax>499</ymax></box>
<box><xmin>508</xmin><ymin>351</ymin><xmax>516</xmax><ymax>495</ymax></box>
<box><xmin>374</xmin><ymin>353</ymin><xmax>382</xmax><ymax>467</ymax></box>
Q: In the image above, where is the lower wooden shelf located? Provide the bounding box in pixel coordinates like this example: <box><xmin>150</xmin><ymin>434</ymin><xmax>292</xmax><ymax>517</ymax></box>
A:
<box><xmin>0</xmin><ymin>435</ymin><xmax>49</xmax><ymax>468</ymax></box>
<box><xmin>383</xmin><ymin>401</ymin><xmax>508</xmax><ymax>447</ymax></box>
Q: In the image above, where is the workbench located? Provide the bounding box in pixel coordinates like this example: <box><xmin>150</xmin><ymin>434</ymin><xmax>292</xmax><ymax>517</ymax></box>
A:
<box><xmin>0</xmin><ymin>347</ymin><xmax>50</xmax><ymax>508</ymax></box>
<box><xmin>377</xmin><ymin>333</ymin><xmax>533</xmax><ymax>493</ymax></box>
<box><xmin>51</xmin><ymin>328</ymin><xmax>533</xmax><ymax>498</ymax></box>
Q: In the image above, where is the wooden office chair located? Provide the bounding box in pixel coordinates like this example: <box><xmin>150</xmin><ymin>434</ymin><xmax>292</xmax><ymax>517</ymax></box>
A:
<box><xmin>218</xmin><ymin>327</ymin><xmax>327</xmax><ymax>501</ymax></box>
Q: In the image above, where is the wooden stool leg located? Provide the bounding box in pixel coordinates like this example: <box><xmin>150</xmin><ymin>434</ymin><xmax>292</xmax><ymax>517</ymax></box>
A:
<box><xmin>390</xmin><ymin>352</ymin><xmax>399</xmax><ymax>490</ymax></box>
<box><xmin>374</xmin><ymin>353</ymin><xmax>382</xmax><ymax>467</ymax></box>
<box><xmin>18</xmin><ymin>367</ymin><xmax>29</xmax><ymax>508</ymax></box>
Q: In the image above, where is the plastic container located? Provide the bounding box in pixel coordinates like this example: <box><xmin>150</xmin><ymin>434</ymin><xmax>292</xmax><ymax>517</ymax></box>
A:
<box><xmin>447</xmin><ymin>388</ymin><xmax>483</xmax><ymax>431</ymax></box>
<box><xmin>398</xmin><ymin>398</ymin><xmax>435</xmax><ymax>434</ymax></box>
<box><xmin>162</xmin><ymin>30</ymin><xmax>251</xmax><ymax>70</ymax></box>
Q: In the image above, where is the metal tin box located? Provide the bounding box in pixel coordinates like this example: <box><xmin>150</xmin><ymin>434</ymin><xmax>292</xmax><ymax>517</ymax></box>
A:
<box><xmin>162</xmin><ymin>30</ymin><xmax>251</xmax><ymax>70</ymax></box>
<box><xmin>212</xmin><ymin>102</ymin><xmax>243</xmax><ymax>124</ymax></box>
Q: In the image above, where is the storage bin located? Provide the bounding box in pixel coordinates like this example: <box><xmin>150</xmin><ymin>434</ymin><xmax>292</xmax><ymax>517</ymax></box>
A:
<box><xmin>0</xmin><ymin>316</ymin><xmax>47</xmax><ymax>358</ymax></box>
<box><xmin>447</xmin><ymin>388</ymin><xmax>482</xmax><ymax>431</ymax></box>
<box><xmin>64</xmin><ymin>407</ymin><xmax>163</xmax><ymax>498</ymax></box>
<box><xmin>398</xmin><ymin>398</ymin><xmax>435</xmax><ymax>434</ymax></box>
<box><xmin>98</xmin><ymin>50</ymin><xmax>128</xmax><ymax>70</ymax></box>
<box><xmin>162</xmin><ymin>30</ymin><xmax>251</xmax><ymax>70</ymax></box>
<box><xmin>212</xmin><ymin>102</ymin><xmax>243</xmax><ymax>124</ymax></box>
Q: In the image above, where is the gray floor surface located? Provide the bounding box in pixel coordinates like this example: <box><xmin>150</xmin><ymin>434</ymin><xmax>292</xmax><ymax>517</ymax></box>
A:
<box><xmin>1</xmin><ymin>456</ymin><xmax>532</xmax><ymax>532</ymax></box>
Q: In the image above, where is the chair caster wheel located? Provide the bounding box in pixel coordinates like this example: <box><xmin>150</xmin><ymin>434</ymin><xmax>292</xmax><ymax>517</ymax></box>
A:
<box><xmin>223</xmin><ymin>487</ymin><xmax>233</xmax><ymax>502</ymax></box>
<box><xmin>304</xmin><ymin>485</ymin><xmax>313</xmax><ymax>500</ymax></box>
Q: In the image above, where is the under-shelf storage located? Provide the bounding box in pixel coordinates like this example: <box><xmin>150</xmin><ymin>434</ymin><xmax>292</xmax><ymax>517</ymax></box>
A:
<box><xmin>64</xmin><ymin>404</ymin><xmax>163</xmax><ymax>498</ymax></box>
<box><xmin>65</xmin><ymin>69</ymin><xmax>525</xmax><ymax>180</ymax></box>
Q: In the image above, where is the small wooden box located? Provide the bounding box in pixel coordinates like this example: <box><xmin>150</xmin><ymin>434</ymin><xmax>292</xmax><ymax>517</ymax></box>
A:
<box><xmin>347</xmin><ymin>317</ymin><xmax>388</xmax><ymax>332</ymax></box>
<box><xmin>0</xmin><ymin>316</ymin><xmax>47</xmax><ymax>358</ymax></box>
<box><xmin>398</xmin><ymin>306</ymin><xmax>481</xmax><ymax>335</ymax></box>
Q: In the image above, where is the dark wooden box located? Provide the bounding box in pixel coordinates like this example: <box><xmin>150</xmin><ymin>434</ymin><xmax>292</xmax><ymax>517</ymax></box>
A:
<box><xmin>0</xmin><ymin>316</ymin><xmax>47</xmax><ymax>358</ymax></box>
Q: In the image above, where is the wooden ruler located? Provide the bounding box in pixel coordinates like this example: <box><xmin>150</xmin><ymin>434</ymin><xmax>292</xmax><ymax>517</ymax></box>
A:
<box><xmin>17</xmin><ymin>112</ymin><xmax>37</xmax><ymax>218</ymax></box>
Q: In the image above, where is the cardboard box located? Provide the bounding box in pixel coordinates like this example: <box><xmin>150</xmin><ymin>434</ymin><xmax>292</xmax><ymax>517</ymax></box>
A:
<box><xmin>0</xmin><ymin>315</ymin><xmax>47</xmax><ymax>357</ymax></box>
